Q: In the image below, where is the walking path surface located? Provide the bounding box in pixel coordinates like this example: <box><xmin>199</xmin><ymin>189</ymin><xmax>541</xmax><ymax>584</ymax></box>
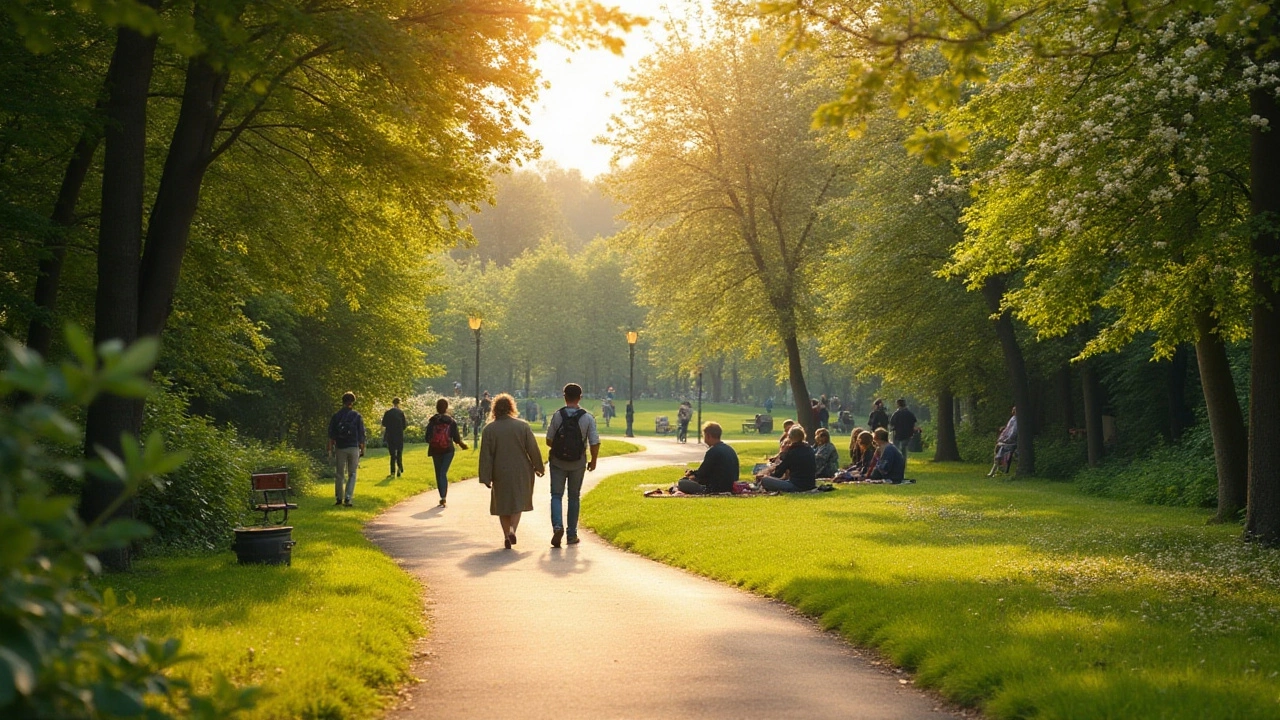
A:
<box><xmin>367</xmin><ymin>438</ymin><xmax>962</xmax><ymax>720</ymax></box>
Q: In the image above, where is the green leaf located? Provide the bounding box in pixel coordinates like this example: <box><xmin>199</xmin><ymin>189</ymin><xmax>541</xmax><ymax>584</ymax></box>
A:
<box><xmin>0</xmin><ymin>646</ymin><xmax>36</xmax><ymax>703</ymax></box>
<box><xmin>92</xmin><ymin>684</ymin><xmax>147</xmax><ymax>717</ymax></box>
<box><xmin>64</xmin><ymin>323</ymin><xmax>96</xmax><ymax>369</ymax></box>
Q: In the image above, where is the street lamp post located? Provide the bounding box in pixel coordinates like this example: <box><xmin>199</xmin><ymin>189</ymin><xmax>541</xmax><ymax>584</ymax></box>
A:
<box><xmin>626</xmin><ymin>331</ymin><xmax>638</xmax><ymax>438</ymax></box>
<box><xmin>468</xmin><ymin>316</ymin><xmax>482</xmax><ymax>444</ymax></box>
<box><xmin>696</xmin><ymin>366</ymin><xmax>704</xmax><ymax>444</ymax></box>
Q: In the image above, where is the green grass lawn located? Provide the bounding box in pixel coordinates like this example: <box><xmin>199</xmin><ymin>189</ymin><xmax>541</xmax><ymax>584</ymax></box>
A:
<box><xmin>101</xmin><ymin>438</ymin><xmax>638</xmax><ymax>719</ymax></box>
<box><xmin>524</xmin><ymin>397</ymin><xmax>799</xmax><ymax>440</ymax></box>
<box><xmin>582</xmin><ymin>457</ymin><xmax>1280</xmax><ymax>719</ymax></box>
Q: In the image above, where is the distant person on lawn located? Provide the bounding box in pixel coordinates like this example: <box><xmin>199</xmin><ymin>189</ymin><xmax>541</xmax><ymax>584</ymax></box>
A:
<box><xmin>381</xmin><ymin>397</ymin><xmax>408</xmax><ymax>477</ymax></box>
<box><xmin>676</xmin><ymin>401</ymin><xmax>693</xmax><ymax>443</ymax></box>
<box><xmin>812</xmin><ymin>428</ymin><xmax>840</xmax><ymax>478</ymax></box>
<box><xmin>868</xmin><ymin>428</ymin><xmax>906</xmax><ymax>483</ymax></box>
<box><xmin>327</xmin><ymin>391</ymin><xmax>366</xmax><ymax>506</ymax></box>
<box><xmin>868</xmin><ymin>399</ymin><xmax>889</xmax><ymax>433</ymax></box>
<box><xmin>678</xmin><ymin>422</ymin><xmax>740</xmax><ymax>494</ymax></box>
<box><xmin>759</xmin><ymin>426</ymin><xmax>817</xmax><ymax>492</ymax></box>
<box><xmin>888</xmin><ymin>398</ymin><xmax>918</xmax><ymax>468</ymax></box>
<box><xmin>479</xmin><ymin>394</ymin><xmax>544</xmax><ymax>549</ymax></box>
<box><xmin>545</xmin><ymin>383</ymin><xmax>600</xmax><ymax>548</ymax></box>
<box><xmin>425</xmin><ymin>398</ymin><xmax>468</xmax><ymax>507</ymax></box>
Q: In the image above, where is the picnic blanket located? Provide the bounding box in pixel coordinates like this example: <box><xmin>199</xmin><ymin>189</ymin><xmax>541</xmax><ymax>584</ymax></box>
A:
<box><xmin>642</xmin><ymin>483</ymin><xmax>836</xmax><ymax>498</ymax></box>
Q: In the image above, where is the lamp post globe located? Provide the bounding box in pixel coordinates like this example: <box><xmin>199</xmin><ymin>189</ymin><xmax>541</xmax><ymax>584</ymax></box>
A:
<box><xmin>468</xmin><ymin>316</ymin><xmax>482</xmax><ymax>444</ymax></box>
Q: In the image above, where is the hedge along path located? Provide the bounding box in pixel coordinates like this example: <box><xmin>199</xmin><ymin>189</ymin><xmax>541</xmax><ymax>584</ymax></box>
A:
<box><xmin>367</xmin><ymin>438</ymin><xmax>959</xmax><ymax>720</ymax></box>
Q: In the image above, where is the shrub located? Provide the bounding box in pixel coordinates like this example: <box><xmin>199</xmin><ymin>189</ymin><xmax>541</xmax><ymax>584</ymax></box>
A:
<box><xmin>1033</xmin><ymin>430</ymin><xmax>1089</xmax><ymax>480</ymax></box>
<box><xmin>0</xmin><ymin>330</ymin><xmax>256</xmax><ymax>718</ymax></box>
<box><xmin>1075</xmin><ymin>441</ymin><xmax>1217</xmax><ymax>508</ymax></box>
<box><xmin>137</xmin><ymin>379</ymin><xmax>319</xmax><ymax>552</ymax></box>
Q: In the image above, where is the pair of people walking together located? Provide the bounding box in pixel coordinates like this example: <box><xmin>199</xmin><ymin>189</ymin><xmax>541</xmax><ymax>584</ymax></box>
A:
<box><xmin>479</xmin><ymin>383</ymin><xmax>600</xmax><ymax>549</ymax></box>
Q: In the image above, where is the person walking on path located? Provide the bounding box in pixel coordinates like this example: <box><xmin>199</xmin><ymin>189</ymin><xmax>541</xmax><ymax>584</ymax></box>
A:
<box><xmin>867</xmin><ymin>398</ymin><xmax>889</xmax><ymax>432</ymax></box>
<box><xmin>888</xmin><ymin>398</ymin><xmax>918</xmax><ymax>468</ymax></box>
<box><xmin>676</xmin><ymin>401</ymin><xmax>693</xmax><ymax>443</ymax></box>
<box><xmin>328</xmin><ymin>391</ymin><xmax>366</xmax><ymax>506</ymax></box>
<box><xmin>545</xmin><ymin>383</ymin><xmax>600</xmax><ymax>548</ymax></box>
<box><xmin>479</xmin><ymin>393</ymin><xmax>544</xmax><ymax>548</ymax></box>
<box><xmin>677</xmin><ymin>422</ymin><xmax>739</xmax><ymax>494</ymax></box>
<box><xmin>425</xmin><ymin>398</ymin><xmax>468</xmax><ymax>507</ymax></box>
<box><xmin>381</xmin><ymin>397</ymin><xmax>408</xmax><ymax>477</ymax></box>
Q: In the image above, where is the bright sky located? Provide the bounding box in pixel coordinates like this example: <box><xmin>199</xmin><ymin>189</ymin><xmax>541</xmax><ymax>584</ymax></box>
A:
<box><xmin>527</xmin><ymin>1</ymin><xmax>699</xmax><ymax>179</ymax></box>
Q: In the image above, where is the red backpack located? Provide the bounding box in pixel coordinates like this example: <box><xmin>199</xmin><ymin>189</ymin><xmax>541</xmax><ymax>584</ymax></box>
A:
<box><xmin>428</xmin><ymin>418</ymin><xmax>453</xmax><ymax>452</ymax></box>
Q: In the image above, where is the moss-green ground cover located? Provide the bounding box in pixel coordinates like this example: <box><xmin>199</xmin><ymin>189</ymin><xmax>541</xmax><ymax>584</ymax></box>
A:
<box><xmin>101</xmin><ymin>439</ymin><xmax>638</xmax><ymax>719</ymax></box>
<box><xmin>583</xmin><ymin>456</ymin><xmax>1280</xmax><ymax>719</ymax></box>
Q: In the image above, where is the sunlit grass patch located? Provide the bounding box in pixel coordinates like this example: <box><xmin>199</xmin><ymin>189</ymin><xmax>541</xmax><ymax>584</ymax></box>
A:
<box><xmin>582</xmin><ymin>460</ymin><xmax>1280</xmax><ymax>718</ymax></box>
<box><xmin>101</xmin><ymin>438</ymin><xmax>638</xmax><ymax>719</ymax></box>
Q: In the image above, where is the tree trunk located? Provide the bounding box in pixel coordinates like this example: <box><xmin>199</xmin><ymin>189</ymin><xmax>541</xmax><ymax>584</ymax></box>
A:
<box><xmin>711</xmin><ymin>357</ymin><xmax>724</xmax><ymax>402</ymax></box>
<box><xmin>138</xmin><ymin>57</ymin><xmax>227</xmax><ymax>338</ymax></box>
<box><xmin>1081</xmin><ymin>359</ymin><xmax>1105</xmax><ymax>467</ymax></box>
<box><xmin>26</xmin><ymin>131</ymin><xmax>102</xmax><ymax>356</ymax></box>
<box><xmin>731</xmin><ymin>357</ymin><xmax>740</xmax><ymax>403</ymax></box>
<box><xmin>1164</xmin><ymin>345</ymin><xmax>1192</xmax><ymax>441</ymax></box>
<box><xmin>1055</xmin><ymin>364</ymin><xmax>1075</xmax><ymax>432</ymax></box>
<box><xmin>523</xmin><ymin>360</ymin><xmax>531</xmax><ymax>399</ymax></box>
<box><xmin>933</xmin><ymin>386</ymin><xmax>960</xmax><ymax>461</ymax></box>
<box><xmin>80</xmin><ymin>17</ymin><xmax>160</xmax><ymax>572</ymax></box>
<box><xmin>783</xmin><ymin>334</ymin><xmax>815</xmax><ymax>433</ymax></box>
<box><xmin>967</xmin><ymin>394</ymin><xmax>980</xmax><ymax>431</ymax></box>
<box><xmin>981</xmin><ymin>276</ymin><xmax>1036</xmax><ymax>475</ymax></box>
<box><xmin>1247</xmin><ymin>66</ymin><xmax>1280</xmax><ymax>545</ymax></box>
<box><xmin>1195</xmin><ymin>310</ymin><xmax>1248</xmax><ymax>523</ymax></box>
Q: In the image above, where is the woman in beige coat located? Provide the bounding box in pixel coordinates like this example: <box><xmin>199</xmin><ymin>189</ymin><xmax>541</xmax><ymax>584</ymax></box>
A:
<box><xmin>479</xmin><ymin>394</ymin><xmax>545</xmax><ymax>548</ymax></box>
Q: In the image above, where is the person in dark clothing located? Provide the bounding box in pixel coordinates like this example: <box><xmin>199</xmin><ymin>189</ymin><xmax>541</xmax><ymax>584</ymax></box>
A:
<box><xmin>868</xmin><ymin>399</ymin><xmax>889</xmax><ymax>432</ymax></box>
<box><xmin>869</xmin><ymin>428</ymin><xmax>906</xmax><ymax>483</ymax></box>
<box><xmin>678</xmin><ymin>423</ymin><xmax>741</xmax><ymax>494</ymax></box>
<box><xmin>817</xmin><ymin>395</ymin><xmax>830</xmax><ymax>429</ymax></box>
<box><xmin>760</xmin><ymin>426</ymin><xmax>817</xmax><ymax>492</ymax></box>
<box><xmin>381</xmin><ymin>397</ymin><xmax>408</xmax><ymax>477</ymax></box>
<box><xmin>888</xmin><ymin>398</ymin><xmax>918</xmax><ymax>468</ymax></box>
<box><xmin>424</xmin><ymin>397</ymin><xmax>469</xmax><ymax>507</ymax></box>
<box><xmin>327</xmin><ymin>391</ymin><xmax>366</xmax><ymax>506</ymax></box>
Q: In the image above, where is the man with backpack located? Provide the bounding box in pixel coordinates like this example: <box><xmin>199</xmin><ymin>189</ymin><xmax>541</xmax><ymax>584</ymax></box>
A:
<box><xmin>327</xmin><ymin>391</ymin><xmax>366</xmax><ymax>506</ymax></box>
<box><xmin>425</xmin><ymin>397</ymin><xmax>468</xmax><ymax>507</ymax></box>
<box><xmin>544</xmin><ymin>383</ymin><xmax>600</xmax><ymax>548</ymax></box>
<box><xmin>381</xmin><ymin>397</ymin><xmax>408</xmax><ymax>477</ymax></box>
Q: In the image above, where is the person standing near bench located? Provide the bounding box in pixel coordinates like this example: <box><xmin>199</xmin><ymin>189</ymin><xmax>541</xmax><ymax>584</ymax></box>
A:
<box><xmin>425</xmin><ymin>398</ymin><xmax>468</xmax><ymax>507</ymax></box>
<box><xmin>381</xmin><ymin>397</ymin><xmax>408</xmax><ymax>477</ymax></box>
<box><xmin>678</xmin><ymin>422</ymin><xmax>740</xmax><ymax>494</ymax></box>
<box><xmin>545</xmin><ymin>383</ymin><xmax>600</xmax><ymax>548</ymax></box>
<box><xmin>868</xmin><ymin>399</ymin><xmax>889</xmax><ymax>433</ymax></box>
<box><xmin>328</xmin><ymin>391</ymin><xmax>366</xmax><ymax>506</ymax></box>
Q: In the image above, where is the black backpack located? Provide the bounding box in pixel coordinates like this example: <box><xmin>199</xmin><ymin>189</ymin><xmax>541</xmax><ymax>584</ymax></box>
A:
<box><xmin>551</xmin><ymin>408</ymin><xmax>586</xmax><ymax>462</ymax></box>
<box><xmin>335</xmin><ymin>410</ymin><xmax>359</xmax><ymax>445</ymax></box>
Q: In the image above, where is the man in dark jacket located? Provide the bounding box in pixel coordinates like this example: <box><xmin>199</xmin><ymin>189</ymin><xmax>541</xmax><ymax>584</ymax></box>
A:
<box><xmin>760</xmin><ymin>425</ymin><xmax>818</xmax><ymax>492</ymax></box>
<box><xmin>868</xmin><ymin>398</ymin><xmax>889</xmax><ymax>432</ymax></box>
<box><xmin>381</xmin><ymin>397</ymin><xmax>408</xmax><ymax>477</ymax></box>
<box><xmin>678</xmin><ymin>423</ymin><xmax>740</xmax><ymax>494</ymax></box>
<box><xmin>888</xmin><ymin>398</ymin><xmax>918</xmax><ymax>468</ymax></box>
<box><xmin>328</xmin><ymin>391</ymin><xmax>366</xmax><ymax>506</ymax></box>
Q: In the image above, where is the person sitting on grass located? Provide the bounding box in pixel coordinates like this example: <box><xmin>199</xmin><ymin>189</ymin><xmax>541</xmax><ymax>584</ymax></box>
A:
<box><xmin>759</xmin><ymin>426</ymin><xmax>817</xmax><ymax>492</ymax></box>
<box><xmin>771</xmin><ymin>419</ymin><xmax>796</xmax><ymax>460</ymax></box>
<box><xmin>677</xmin><ymin>422</ymin><xmax>740</xmax><ymax>495</ymax></box>
<box><xmin>813</xmin><ymin>428</ymin><xmax>840</xmax><ymax>479</ymax></box>
<box><xmin>867</xmin><ymin>428</ymin><xmax>906</xmax><ymax>484</ymax></box>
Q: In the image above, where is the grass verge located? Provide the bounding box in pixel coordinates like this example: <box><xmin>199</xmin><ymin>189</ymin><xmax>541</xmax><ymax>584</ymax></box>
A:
<box><xmin>101</xmin><ymin>438</ymin><xmax>639</xmax><ymax>719</ymax></box>
<box><xmin>582</xmin><ymin>458</ymin><xmax>1280</xmax><ymax>719</ymax></box>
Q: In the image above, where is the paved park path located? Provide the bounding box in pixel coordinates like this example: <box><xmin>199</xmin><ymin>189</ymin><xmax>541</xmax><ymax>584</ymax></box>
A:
<box><xmin>367</xmin><ymin>438</ymin><xmax>963</xmax><ymax>720</ymax></box>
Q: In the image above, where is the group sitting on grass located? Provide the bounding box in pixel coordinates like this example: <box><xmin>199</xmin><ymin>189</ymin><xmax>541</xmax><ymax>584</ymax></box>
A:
<box><xmin>748</xmin><ymin>417</ymin><xmax>907</xmax><ymax>488</ymax></box>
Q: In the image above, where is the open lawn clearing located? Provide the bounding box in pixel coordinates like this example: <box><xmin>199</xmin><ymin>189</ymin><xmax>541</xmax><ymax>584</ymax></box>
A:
<box><xmin>100</xmin><ymin>439</ymin><xmax>638</xmax><ymax>719</ymax></box>
<box><xmin>523</xmin><ymin>397</ymin><xmax>782</xmax><ymax>439</ymax></box>
<box><xmin>583</xmin><ymin>458</ymin><xmax>1280</xmax><ymax>719</ymax></box>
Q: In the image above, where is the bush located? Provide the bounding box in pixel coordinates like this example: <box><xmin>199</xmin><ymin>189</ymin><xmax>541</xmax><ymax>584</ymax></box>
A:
<box><xmin>954</xmin><ymin>426</ymin><xmax>997</xmax><ymax>466</ymax></box>
<box><xmin>137</xmin><ymin>380</ymin><xmax>319</xmax><ymax>551</ymax></box>
<box><xmin>1033</xmin><ymin>429</ymin><xmax>1089</xmax><ymax>480</ymax></box>
<box><xmin>0</xmin><ymin>330</ymin><xmax>256</xmax><ymax>718</ymax></box>
<box><xmin>1075</xmin><ymin>441</ymin><xmax>1217</xmax><ymax>508</ymax></box>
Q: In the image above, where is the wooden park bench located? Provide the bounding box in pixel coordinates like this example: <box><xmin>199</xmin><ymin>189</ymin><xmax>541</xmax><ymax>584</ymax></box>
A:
<box><xmin>251</xmin><ymin>470</ymin><xmax>297</xmax><ymax>526</ymax></box>
<box><xmin>655</xmin><ymin>416</ymin><xmax>672</xmax><ymax>435</ymax></box>
<box><xmin>742</xmin><ymin>420</ymin><xmax>758</xmax><ymax>433</ymax></box>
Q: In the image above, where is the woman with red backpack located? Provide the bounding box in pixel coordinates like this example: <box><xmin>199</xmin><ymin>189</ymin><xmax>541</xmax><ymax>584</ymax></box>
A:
<box><xmin>425</xmin><ymin>398</ymin><xmax>469</xmax><ymax>507</ymax></box>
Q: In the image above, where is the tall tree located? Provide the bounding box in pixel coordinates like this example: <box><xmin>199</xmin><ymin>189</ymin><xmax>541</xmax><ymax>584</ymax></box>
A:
<box><xmin>608</xmin><ymin>17</ymin><xmax>844</xmax><ymax>433</ymax></box>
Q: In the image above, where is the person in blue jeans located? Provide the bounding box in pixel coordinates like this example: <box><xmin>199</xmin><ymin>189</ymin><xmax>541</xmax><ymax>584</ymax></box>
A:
<box><xmin>424</xmin><ymin>398</ymin><xmax>468</xmax><ymax>507</ymax></box>
<box><xmin>545</xmin><ymin>383</ymin><xmax>600</xmax><ymax>548</ymax></box>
